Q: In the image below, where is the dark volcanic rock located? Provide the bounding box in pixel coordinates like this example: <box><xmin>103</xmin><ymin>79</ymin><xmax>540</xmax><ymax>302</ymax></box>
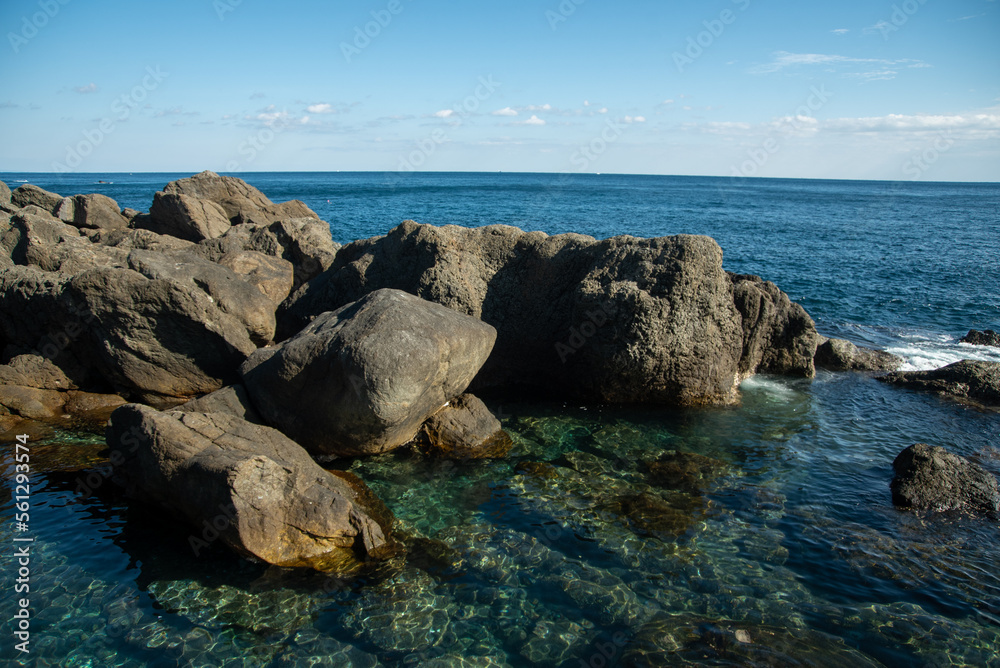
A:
<box><xmin>11</xmin><ymin>184</ymin><xmax>63</xmax><ymax>213</ymax></box>
<box><xmin>242</xmin><ymin>288</ymin><xmax>497</xmax><ymax>457</ymax></box>
<box><xmin>283</xmin><ymin>221</ymin><xmax>817</xmax><ymax>406</ymax></box>
<box><xmin>145</xmin><ymin>192</ymin><xmax>231</xmax><ymax>241</ymax></box>
<box><xmin>814</xmin><ymin>337</ymin><xmax>903</xmax><ymax>372</ymax></box>
<box><xmin>879</xmin><ymin>360</ymin><xmax>1000</xmax><ymax>408</ymax></box>
<box><xmin>414</xmin><ymin>393</ymin><xmax>513</xmax><ymax>459</ymax></box>
<box><xmin>961</xmin><ymin>329</ymin><xmax>1000</xmax><ymax>347</ymax></box>
<box><xmin>107</xmin><ymin>404</ymin><xmax>395</xmax><ymax>569</ymax></box>
<box><xmin>890</xmin><ymin>443</ymin><xmax>1000</xmax><ymax>514</ymax></box>
<box><xmin>730</xmin><ymin>273</ymin><xmax>818</xmax><ymax>378</ymax></box>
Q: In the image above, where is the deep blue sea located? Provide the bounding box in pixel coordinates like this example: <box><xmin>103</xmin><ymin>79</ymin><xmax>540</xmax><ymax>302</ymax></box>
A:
<box><xmin>2</xmin><ymin>172</ymin><xmax>999</xmax><ymax>667</ymax></box>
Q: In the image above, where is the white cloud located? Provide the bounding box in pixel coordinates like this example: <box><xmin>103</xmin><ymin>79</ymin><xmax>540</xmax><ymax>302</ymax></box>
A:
<box><xmin>433</xmin><ymin>109</ymin><xmax>455</xmax><ymax>118</ymax></box>
<box><xmin>492</xmin><ymin>107</ymin><xmax>518</xmax><ymax>116</ymax></box>
<box><xmin>307</xmin><ymin>103</ymin><xmax>335</xmax><ymax>114</ymax></box>
<box><xmin>749</xmin><ymin>51</ymin><xmax>930</xmax><ymax>81</ymax></box>
<box><xmin>598</xmin><ymin>107</ymin><xmax>608</xmax><ymax>114</ymax></box>
<box><xmin>624</xmin><ymin>116</ymin><xmax>646</xmax><ymax>124</ymax></box>
<box><xmin>831</xmin><ymin>28</ymin><xmax>850</xmax><ymax>35</ymax></box>
<box><xmin>521</xmin><ymin>115</ymin><xmax>546</xmax><ymax>126</ymax></box>
<box><xmin>824</xmin><ymin>113</ymin><xmax>1000</xmax><ymax>134</ymax></box>
<box><xmin>74</xmin><ymin>83</ymin><xmax>98</xmax><ymax>94</ymax></box>
<box><xmin>525</xmin><ymin>104</ymin><xmax>552</xmax><ymax>111</ymax></box>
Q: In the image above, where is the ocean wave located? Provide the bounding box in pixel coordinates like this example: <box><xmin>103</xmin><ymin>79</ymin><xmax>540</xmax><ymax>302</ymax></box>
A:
<box><xmin>886</xmin><ymin>333</ymin><xmax>1000</xmax><ymax>371</ymax></box>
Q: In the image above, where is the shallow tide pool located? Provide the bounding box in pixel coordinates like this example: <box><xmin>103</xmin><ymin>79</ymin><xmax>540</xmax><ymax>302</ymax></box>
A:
<box><xmin>2</xmin><ymin>371</ymin><xmax>999</xmax><ymax>667</ymax></box>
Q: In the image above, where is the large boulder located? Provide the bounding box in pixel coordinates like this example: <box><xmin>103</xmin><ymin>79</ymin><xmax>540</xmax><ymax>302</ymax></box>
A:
<box><xmin>731</xmin><ymin>274</ymin><xmax>818</xmax><ymax>378</ymax></box>
<box><xmin>106</xmin><ymin>404</ymin><xmax>396</xmax><ymax>569</ymax></box>
<box><xmin>879</xmin><ymin>360</ymin><xmax>1000</xmax><ymax>408</ymax></box>
<box><xmin>65</xmin><ymin>267</ymin><xmax>257</xmax><ymax>401</ymax></box>
<box><xmin>891</xmin><ymin>443</ymin><xmax>1000</xmax><ymax>514</ymax></box>
<box><xmin>814</xmin><ymin>337</ymin><xmax>903</xmax><ymax>372</ymax></box>
<box><xmin>961</xmin><ymin>329</ymin><xmax>1000</xmax><ymax>347</ymax></box>
<box><xmin>70</xmin><ymin>193</ymin><xmax>129</xmax><ymax>231</ymax></box>
<box><xmin>242</xmin><ymin>288</ymin><xmax>497</xmax><ymax>457</ymax></box>
<box><xmin>283</xmin><ymin>221</ymin><xmax>818</xmax><ymax>405</ymax></box>
<box><xmin>176</xmin><ymin>383</ymin><xmax>263</xmax><ymax>424</ymax></box>
<box><xmin>125</xmin><ymin>249</ymin><xmax>277</xmax><ymax>345</ymax></box>
<box><xmin>162</xmin><ymin>171</ymin><xmax>320</xmax><ymax>226</ymax></box>
<box><xmin>1</xmin><ymin>208</ymin><xmax>128</xmax><ymax>273</ymax></box>
<box><xmin>216</xmin><ymin>250</ymin><xmax>294</xmax><ymax>306</ymax></box>
<box><xmin>0</xmin><ymin>180</ymin><xmax>11</xmax><ymax>211</ymax></box>
<box><xmin>10</xmin><ymin>184</ymin><xmax>63</xmax><ymax>213</ymax></box>
<box><xmin>145</xmin><ymin>192</ymin><xmax>232</xmax><ymax>241</ymax></box>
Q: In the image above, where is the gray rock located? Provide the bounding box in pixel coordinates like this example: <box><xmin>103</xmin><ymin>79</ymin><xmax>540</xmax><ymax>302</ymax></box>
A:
<box><xmin>0</xmin><ymin>180</ymin><xmax>11</xmax><ymax>209</ymax></box>
<box><xmin>54</xmin><ymin>197</ymin><xmax>76</xmax><ymax>223</ymax></box>
<box><xmin>162</xmin><ymin>170</ymin><xmax>320</xmax><ymax>226</ymax></box>
<box><xmin>145</xmin><ymin>191</ymin><xmax>231</xmax><ymax>241</ymax></box>
<box><xmin>414</xmin><ymin>393</ymin><xmax>513</xmax><ymax>460</ymax></box>
<box><xmin>891</xmin><ymin>443</ymin><xmax>1000</xmax><ymax>514</ymax></box>
<box><xmin>96</xmin><ymin>227</ymin><xmax>197</xmax><ymax>253</ymax></box>
<box><xmin>731</xmin><ymin>273</ymin><xmax>818</xmax><ymax>378</ymax></box>
<box><xmin>283</xmin><ymin>221</ymin><xmax>817</xmax><ymax>405</ymax></box>
<box><xmin>126</xmin><ymin>249</ymin><xmax>276</xmax><ymax>345</ymax></box>
<box><xmin>0</xmin><ymin>353</ymin><xmax>77</xmax><ymax>390</ymax></box>
<box><xmin>176</xmin><ymin>383</ymin><xmax>263</xmax><ymax>424</ymax></box>
<box><xmin>0</xmin><ymin>385</ymin><xmax>66</xmax><ymax>421</ymax></box>
<box><xmin>70</xmin><ymin>193</ymin><xmax>129</xmax><ymax>231</ymax></box>
<box><xmin>814</xmin><ymin>337</ymin><xmax>903</xmax><ymax>372</ymax></box>
<box><xmin>11</xmin><ymin>184</ymin><xmax>64</xmax><ymax>212</ymax></box>
<box><xmin>106</xmin><ymin>404</ymin><xmax>396</xmax><ymax>569</ymax></box>
<box><xmin>960</xmin><ymin>329</ymin><xmax>1000</xmax><ymax>347</ymax></box>
<box><xmin>216</xmin><ymin>250</ymin><xmax>294</xmax><ymax>305</ymax></box>
<box><xmin>203</xmin><ymin>217</ymin><xmax>340</xmax><ymax>289</ymax></box>
<box><xmin>242</xmin><ymin>288</ymin><xmax>497</xmax><ymax>457</ymax></box>
<box><xmin>879</xmin><ymin>360</ymin><xmax>1000</xmax><ymax>408</ymax></box>
<box><xmin>1</xmin><ymin>209</ymin><xmax>128</xmax><ymax>273</ymax></box>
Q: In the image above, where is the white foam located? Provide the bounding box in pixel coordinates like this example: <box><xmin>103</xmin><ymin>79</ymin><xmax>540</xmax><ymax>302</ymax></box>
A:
<box><xmin>886</xmin><ymin>334</ymin><xmax>1000</xmax><ymax>372</ymax></box>
<box><xmin>740</xmin><ymin>375</ymin><xmax>799</xmax><ymax>400</ymax></box>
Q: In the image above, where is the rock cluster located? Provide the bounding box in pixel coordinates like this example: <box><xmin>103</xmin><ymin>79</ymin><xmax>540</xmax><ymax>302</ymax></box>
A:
<box><xmin>1</xmin><ymin>172</ymin><xmax>835</xmax><ymax>569</ymax></box>
<box><xmin>960</xmin><ymin>329</ymin><xmax>1000</xmax><ymax>347</ymax></box>
<box><xmin>283</xmin><ymin>221</ymin><xmax>820</xmax><ymax>406</ymax></box>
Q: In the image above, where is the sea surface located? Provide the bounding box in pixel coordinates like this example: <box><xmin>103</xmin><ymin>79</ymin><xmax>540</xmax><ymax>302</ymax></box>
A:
<box><xmin>1</xmin><ymin>172</ymin><xmax>999</xmax><ymax>667</ymax></box>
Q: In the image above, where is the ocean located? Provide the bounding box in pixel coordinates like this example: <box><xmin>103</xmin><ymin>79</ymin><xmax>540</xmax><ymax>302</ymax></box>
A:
<box><xmin>2</xmin><ymin>172</ymin><xmax>999</xmax><ymax>666</ymax></box>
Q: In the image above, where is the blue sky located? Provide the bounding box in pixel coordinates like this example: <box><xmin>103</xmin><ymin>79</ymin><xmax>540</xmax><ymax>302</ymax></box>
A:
<box><xmin>1</xmin><ymin>0</ymin><xmax>998</xmax><ymax>180</ymax></box>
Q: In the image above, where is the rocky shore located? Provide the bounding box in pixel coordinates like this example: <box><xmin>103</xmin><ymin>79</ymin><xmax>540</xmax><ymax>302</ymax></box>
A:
<box><xmin>2</xmin><ymin>172</ymin><xmax>995</xmax><ymax>570</ymax></box>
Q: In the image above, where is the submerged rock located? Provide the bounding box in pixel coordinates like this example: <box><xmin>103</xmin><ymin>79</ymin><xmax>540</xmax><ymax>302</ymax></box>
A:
<box><xmin>879</xmin><ymin>360</ymin><xmax>1000</xmax><ymax>408</ymax></box>
<box><xmin>242</xmin><ymin>288</ymin><xmax>497</xmax><ymax>457</ymax></box>
<box><xmin>646</xmin><ymin>450</ymin><xmax>728</xmax><ymax>494</ymax></box>
<box><xmin>107</xmin><ymin>404</ymin><xmax>396</xmax><ymax>569</ymax></box>
<box><xmin>414</xmin><ymin>393</ymin><xmax>513</xmax><ymax>460</ymax></box>
<box><xmin>284</xmin><ymin>221</ymin><xmax>818</xmax><ymax>406</ymax></box>
<box><xmin>814</xmin><ymin>337</ymin><xmax>903</xmax><ymax>372</ymax></box>
<box><xmin>890</xmin><ymin>443</ymin><xmax>1000</xmax><ymax>514</ymax></box>
<box><xmin>961</xmin><ymin>329</ymin><xmax>1000</xmax><ymax>347</ymax></box>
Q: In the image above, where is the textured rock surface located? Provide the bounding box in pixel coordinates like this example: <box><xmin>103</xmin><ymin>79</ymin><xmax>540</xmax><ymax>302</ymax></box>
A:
<box><xmin>414</xmin><ymin>393</ymin><xmax>513</xmax><ymax>459</ymax></box>
<box><xmin>880</xmin><ymin>360</ymin><xmax>1000</xmax><ymax>408</ymax></box>
<box><xmin>146</xmin><ymin>191</ymin><xmax>231</xmax><ymax>241</ymax></box>
<box><xmin>176</xmin><ymin>384</ymin><xmax>263</xmax><ymax>424</ymax></box>
<box><xmin>107</xmin><ymin>404</ymin><xmax>395</xmax><ymax>569</ymax></box>
<box><xmin>890</xmin><ymin>443</ymin><xmax>1000</xmax><ymax>514</ymax></box>
<box><xmin>284</xmin><ymin>221</ymin><xmax>818</xmax><ymax>405</ymax></box>
<box><xmin>162</xmin><ymin>170</ymin><xmax>320</xmax><ymax>226</ymax></box>
<box><xmin>243</xmin><ymin>288</ymin><xmax>497</xmax><ymax>457</ymax></box>
<box><xmin>0</xmin><ymin>180</ymin><xmax>11</xmax><ymax>210</ymax></box>
<box><xmin>11</xmin><ymin>184</ymin><xmax>64</xmax><ymax>213</ymax></box>
<box><xmin>216</xmin><ymin>250</ymin><xmax>294</xmax><ymax>305</ymax></box>
<box><xmin>961</xmin><ymin>329</ymin><xmax>1000</xmax><ymax>347</ymax></box>
<box><xmin>814</xmin><ymin>337</ymin><xmax>903</xmax><ymax>372</ymax></box>
<box><xmin>70</xmin><ymin>193</ymin><xmax>129</xmax><ymax>231</ymax></box>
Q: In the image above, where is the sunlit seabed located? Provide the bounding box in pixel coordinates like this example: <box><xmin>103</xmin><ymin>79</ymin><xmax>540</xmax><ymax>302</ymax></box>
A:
<box><xmin>2</xmin><ymin>373</ymin><xmax>999</xmax><ymax>667</ymax></box>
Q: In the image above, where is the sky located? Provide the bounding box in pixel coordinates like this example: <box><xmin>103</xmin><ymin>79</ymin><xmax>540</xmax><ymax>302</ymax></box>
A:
<box><xmin>1</xmin><ymin>0</ymin><xmax>998</xmax><ymax>181</ymax></box>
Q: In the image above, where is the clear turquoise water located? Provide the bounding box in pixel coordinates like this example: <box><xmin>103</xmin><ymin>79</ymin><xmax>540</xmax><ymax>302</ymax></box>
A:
<box><xmin>1</xmin><ymin>173</ymin><xmax>999</xmax><ymax>666</ymax></box>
